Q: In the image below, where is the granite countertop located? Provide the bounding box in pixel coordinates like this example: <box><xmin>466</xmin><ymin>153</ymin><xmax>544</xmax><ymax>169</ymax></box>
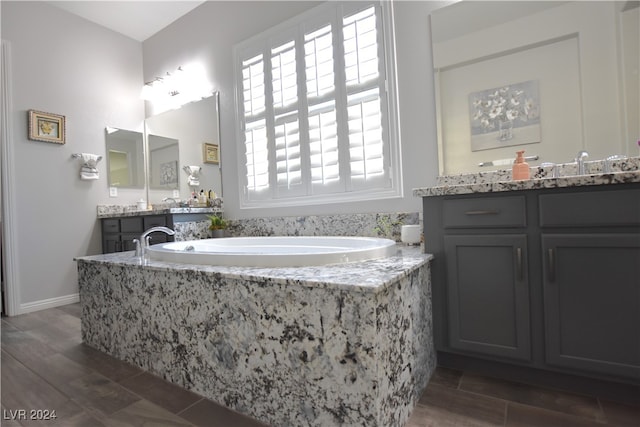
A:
<box><xmin>75</xmin><ymin>245</ymin><xmax>433</xmax><ymax>294</ymax></box>
<box><xmin>414</xmin><ymin>157</ymin><xmax>640</xmax><ymax>197</ymax></box>
<box><xmin>97</xmin><ymin>204</ymin><xmax>222</xmax><ymax>218</ymax></box>
<box><xmin>414</xmin><ymin>170</ymin><xmax>640</xmax><ymax>197</ymax></box>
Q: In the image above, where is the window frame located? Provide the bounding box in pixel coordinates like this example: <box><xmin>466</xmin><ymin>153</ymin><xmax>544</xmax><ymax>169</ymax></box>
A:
<box><xmin>233</xmin><ymin>1</ymin><xmax>402</xmax><ymax>209</ymax></box>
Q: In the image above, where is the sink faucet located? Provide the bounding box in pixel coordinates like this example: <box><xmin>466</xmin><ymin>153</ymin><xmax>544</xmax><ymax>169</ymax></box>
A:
<box><xmin>575</xmin><ymin>150</ymin><xmax>589</xmax><ymax>175</ymax></box>
<box><xmin>604</xmin><ymin>154</ymin><xmax>627</xmax><ymax>173</ymax></box>
<box><xmin>132</xmin><ymin>226</ymin><xmax>175</xmax><ymax>260</ymax></box>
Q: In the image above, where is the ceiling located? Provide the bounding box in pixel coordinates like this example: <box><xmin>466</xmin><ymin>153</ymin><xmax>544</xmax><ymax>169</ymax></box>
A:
<box><xmin>49</xmin><ymin>1</ymin><xmax>206</xmax><ymax>42</ymax></box>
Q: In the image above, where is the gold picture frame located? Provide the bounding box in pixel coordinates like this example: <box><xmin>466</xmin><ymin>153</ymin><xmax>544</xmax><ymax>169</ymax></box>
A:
<box><xmin>28</xmin><ymin>110</ymin><xmax>66</xmax><ymax>144</ymax></box>
<box><xmin>203</xmin><ymin>142</ymin><xmax>219</xmax><ymax>164</ymax></box>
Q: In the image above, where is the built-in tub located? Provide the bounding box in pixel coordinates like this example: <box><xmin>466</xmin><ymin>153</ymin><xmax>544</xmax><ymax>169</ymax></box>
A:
<box><xmin>147</xmin><ymin>236</ymin><xmax>397</xmax><ymax>267</ymax></box>
<box><xmin>76</xmin><ymin>243</ymin><xmax>435</xmax><ymax>426</ymax></box>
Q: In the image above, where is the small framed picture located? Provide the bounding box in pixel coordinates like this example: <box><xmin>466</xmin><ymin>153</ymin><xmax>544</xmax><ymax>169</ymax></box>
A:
<box><xmin>203</xmin><ymin>142</ymin><xmax>219</xmax><ymax>164</ymax></box>
<box><xmin>28</xmin><ymin>110</ymin><xmax>66</xmax><ymax>144</ymax></box>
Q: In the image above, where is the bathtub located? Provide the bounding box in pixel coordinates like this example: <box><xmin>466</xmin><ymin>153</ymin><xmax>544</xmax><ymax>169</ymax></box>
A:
<box><xmin>146</xmin><ymin>235</ymin><xmax>397</xmax><ymax>267</ymax></box>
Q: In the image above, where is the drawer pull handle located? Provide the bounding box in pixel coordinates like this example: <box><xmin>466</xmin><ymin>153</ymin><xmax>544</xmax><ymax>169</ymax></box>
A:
<box><xmin>464</xmin><ymin>210</ymin><xmax>500</xmax><ymax>216</ymax></box>
<box><xmin>547</xmin><ymin>248</ymin><xmax>556</xmax><ymax>282</ymax></box>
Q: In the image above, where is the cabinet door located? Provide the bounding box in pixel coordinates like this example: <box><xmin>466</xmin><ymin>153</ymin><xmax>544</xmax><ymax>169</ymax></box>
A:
<box><xmin>542</xmin><ymin>234</ymin><xmax>640</xmax><ymax>381</ymax></box>
<box><xmin>444</xmin><ymin>235</ymin><xmax>531</xmax><ymax>361</ymax></box>
<box><xmin>121</xmin><ymin>233</ymin><xmax>139</xmax><ymax>252</ymax></box>
<box><xmin>103</xmin><ymin>234</ymin><xmax>121</xmax><ymax>254</ymax></box>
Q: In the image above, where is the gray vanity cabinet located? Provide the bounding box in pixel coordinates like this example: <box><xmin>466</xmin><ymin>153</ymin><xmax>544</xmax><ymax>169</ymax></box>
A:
<box><xmin>101</xmin><ymin>214</ymin><xmax>174</xmax><ymax>253</ymax></box>
<box><xmin>444</xmin><ymin>234</ymin><xmax>531</xmax><ymax>361</ymax></box>
<box><xmin>423</xmin><ymin>184</ymin><xmax>640</xmax><ymax>387</ymax></box>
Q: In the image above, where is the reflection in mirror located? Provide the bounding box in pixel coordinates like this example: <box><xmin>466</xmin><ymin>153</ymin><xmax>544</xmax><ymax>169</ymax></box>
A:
<box><xmin>431</xmin><ymin>1</ymin><xmax>639</xmax><ymax>175</ymax></box>
<box><xmin>148</xmin><ymin>135</ymin><xmax>179</xmax><ymax>190</ymax></box>
<box><xmin>105</xmin><ymin>128</ymin><xmax>144</xmax><ymax>188</ymax></box>
<box><xmin>145</xmin><ymin>92</ymin><xmax>222</xmax><ymax>203</ymax></box>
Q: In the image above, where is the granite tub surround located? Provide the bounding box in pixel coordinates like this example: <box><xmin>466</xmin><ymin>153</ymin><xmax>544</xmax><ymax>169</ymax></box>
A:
<box><xmin>227</xmin><ymin>212</ymin><xmax>420</xmax><ymax>242</ymax></box>
<box><xmin>172</xmin><ymin>219</ymin><xmax>211</xmax><ymax>241</ymax></box>
<box><xmin>77</xmin><ymin>246</ymin><xmax>435</xmax><ymax>426</ymax></box>
<box><xmin>415</xmin><ymin>156</ymin><xmax>640</xmax><ymax>197</ymax></box>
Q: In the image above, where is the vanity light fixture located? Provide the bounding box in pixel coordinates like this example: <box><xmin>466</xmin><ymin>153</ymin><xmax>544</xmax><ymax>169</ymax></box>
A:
<box><xmin>140</xmin><ymin>64</ymin><xmax>212</xmax><ymax>113</ymax></box>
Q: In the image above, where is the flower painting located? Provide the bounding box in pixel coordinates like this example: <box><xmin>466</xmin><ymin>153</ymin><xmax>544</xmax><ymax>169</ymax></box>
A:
<box><xmin>469</xmin><ymin>80</ymin><xmax>540</xmax><ymax>151</ymax></box>
<box><xmin>160</xmin><ymin>161</ymin><xmax>178</xmax><ymax>186</ymax></box>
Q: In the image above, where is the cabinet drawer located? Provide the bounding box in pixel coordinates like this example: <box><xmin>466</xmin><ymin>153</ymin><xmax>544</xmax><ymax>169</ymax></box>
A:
<box><xmin>443</xmin><ymin>196</ymin><xmax>526</xmax><ymax>228</ymax></box>
<box><xmin>102</xmin><ymin>219</ymin><xmax>119</xmax><ymax>233</ymax></box>
<box><xmin>539</xmin><ymin>188</ymin><xmax>640</xmax><ymax>227</ymax></box>
<box><xmin>120</xmin><ymin>217</ymin><xmax>143</xmax><ymax>233</ymax></box>
<box><xmin>144</xmin><ymin>215</ymin><xmax>167</xmax><ymax>229</ymax></box>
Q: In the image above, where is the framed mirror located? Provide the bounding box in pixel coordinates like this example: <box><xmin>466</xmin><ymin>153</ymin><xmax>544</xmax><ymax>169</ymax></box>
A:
<box><xmin>145</xmin><ymin>92</ymin><xmax>222</xmax><ymax>203</ymax></box>
<box><xmin>105</xmin><ymin>128</ymin><xmax>145</xmax><ymax>188</ymax></box>
<box><xmin>431</xmin><ymin>1</ymin><xmax>639</xmax><ymax>175</ymax></box>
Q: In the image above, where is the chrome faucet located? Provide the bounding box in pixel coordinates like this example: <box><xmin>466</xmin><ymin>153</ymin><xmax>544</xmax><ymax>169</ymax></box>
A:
<box><xmin>541</xmin><ymin>162</ymin><xmax>559</xmax><ymax>178</ymax></box>
<box><xmin>604</xmin><ymin>154</ymin><xmax>627</xmax><ymax>173</ymax></box>
<box><xmin>132</xmin><ymin>226</ymin><xmax>175</xmax><ymax>260</ymax></box>
<box><xmin>575</xmin><ymin>150</ymin><xmax>589</xmax><ymax>175</ymax></box>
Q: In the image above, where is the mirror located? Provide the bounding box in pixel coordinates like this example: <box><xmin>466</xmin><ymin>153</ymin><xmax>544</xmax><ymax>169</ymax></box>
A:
<box><xmin>105</xmin><ymin>128</ymin><xmax>145</xmax><ymax>188</ymax></box>
<box><xmin>431</xmin><ymin>1</ymin><xmax>639</xmax><ymax>175</ymax></box>
<box><xmin>145</xmin><ymin>92</ymin><xmax>222</xmax><ymax>203</ymax></box>
<box><xmin>148</xmin><ymin>134</ymin><xmax>179</xmax><ymax>190</ymax></box>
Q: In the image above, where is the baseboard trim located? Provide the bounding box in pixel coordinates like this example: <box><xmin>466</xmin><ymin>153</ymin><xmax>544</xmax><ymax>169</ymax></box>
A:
<box><xmin>19</xmin><ymin>293</ymin><xmax>80</xmax><ymax>315</ymax></box>
<box><xmin>437</xmin><ymin>351</ymin><xmax>640</xmax><ymax>406</ymax></box>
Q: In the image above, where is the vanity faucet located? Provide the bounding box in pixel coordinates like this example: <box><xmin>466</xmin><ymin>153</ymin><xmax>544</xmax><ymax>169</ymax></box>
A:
<box><xmin>133</xmin><ymin>226</ymin><xmax>176</xmax><ymax>260</ymax></box>
<box><xmin>575</xmin><ymin>151</ymin><xmax>589</xmax><ymax>175</ymax></box>
<box><xmin>604</xmin><ymin>154</ymin><xmax>627</xmax><ymax>173</ymax></box>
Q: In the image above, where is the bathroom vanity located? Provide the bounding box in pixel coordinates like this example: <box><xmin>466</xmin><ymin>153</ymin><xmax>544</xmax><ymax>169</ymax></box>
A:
<box><xmin>97</xmin><ymin>204</ymin><xmax>222</xmax><ymax>253</ymax></box>
<box><xmin>415</xmin><ymin>164</ymin><xmax>640</xmax><ymax>401</ymax></box>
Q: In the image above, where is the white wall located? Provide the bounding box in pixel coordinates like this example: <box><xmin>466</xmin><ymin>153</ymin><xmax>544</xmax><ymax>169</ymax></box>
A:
<box><xmin>142</xmin><ymin>1</ymin><xmax>442</xmax><ymax>219</ymax></box>
<box><xmin>1</xmin><ymin>1</ymin><xmax>145</xmax><ymax>313</ymax></box>
<box><xmin>1</xmin><ymin>0</ymin><xmax>445</xmax><ymax>313</ymax></box>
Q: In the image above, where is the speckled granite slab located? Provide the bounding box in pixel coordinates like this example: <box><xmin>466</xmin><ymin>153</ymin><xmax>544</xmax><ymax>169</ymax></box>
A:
<box><xmin>227</xmin><ymin>212</ymin><xmax>420</xmax><ymax>242</ymax></box>
<box><xmin>415</xmin><ymin>157</ymin><xmax>640</xmax><ymax>197</ymax></box>
<box><xmin>97</xmin><ymin>201</ymin><xmax>223</xmax><ymax>218</ymax></box>
<box><xmin>76</xmin><ymin>247</ymin><xmax>435</xmax><ymax>426</ymax></box>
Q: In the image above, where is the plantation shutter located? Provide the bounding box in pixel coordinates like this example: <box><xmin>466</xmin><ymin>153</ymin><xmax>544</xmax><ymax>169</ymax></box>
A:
<box><xmin>236</xmin><ymin>2</ymin><xmax>395</xmax><ymax>206</ymax></box>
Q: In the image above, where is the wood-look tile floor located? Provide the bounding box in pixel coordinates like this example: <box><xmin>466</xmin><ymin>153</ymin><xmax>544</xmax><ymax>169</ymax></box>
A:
<box><xmin>2</xmin><ymin>304</ymin><xmax>638</xmax><ymax>426</ymax></box>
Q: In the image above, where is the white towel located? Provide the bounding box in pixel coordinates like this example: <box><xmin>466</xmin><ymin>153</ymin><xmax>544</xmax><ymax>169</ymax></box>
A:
<box><xmin>80</xmin><ymin>166</ymin><xmax>99</xmax><ymax>180</ymax></box>
<box><xmin>81</xmin><ymin>153</ymin><xmax>102</xmax><ymax>168</ymax></box>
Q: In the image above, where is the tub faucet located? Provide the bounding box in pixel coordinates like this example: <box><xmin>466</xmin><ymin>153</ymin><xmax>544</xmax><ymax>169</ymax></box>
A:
<box><xmin>575</xmin><ymin>150</ymin><xmax>589</xmax><ymax>175</ymax></box>
<box><xmin>133</xmin><ymin>226</ymin><xmax>176</xmax><ymax>260</ymax></box>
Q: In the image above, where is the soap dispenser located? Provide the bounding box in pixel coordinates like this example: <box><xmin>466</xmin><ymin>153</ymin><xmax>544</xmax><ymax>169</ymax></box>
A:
<box><xmin>512</xmin><ymin>150</ymin><xmax>530</xmax><ymax>180</ymax></box>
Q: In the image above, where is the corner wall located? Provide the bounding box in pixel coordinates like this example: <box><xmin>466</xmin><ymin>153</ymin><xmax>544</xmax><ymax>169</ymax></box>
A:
<box><xmin>1</xmin><ymin>1</ymin><xmax>145</xmax><ymax>313</ymax></box>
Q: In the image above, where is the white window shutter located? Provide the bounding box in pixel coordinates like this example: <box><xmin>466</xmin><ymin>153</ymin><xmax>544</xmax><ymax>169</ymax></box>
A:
<box><xmin>234</xmin><ymin>1</ymin><xmax>399</xmax><ymax>207</ymax></box>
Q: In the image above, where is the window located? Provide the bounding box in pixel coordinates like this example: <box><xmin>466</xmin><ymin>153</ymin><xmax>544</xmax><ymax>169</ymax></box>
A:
<box><xmin>234</xmin><ymin>1</ymin><xmax>400</xmax><ymax>208</ymax></box>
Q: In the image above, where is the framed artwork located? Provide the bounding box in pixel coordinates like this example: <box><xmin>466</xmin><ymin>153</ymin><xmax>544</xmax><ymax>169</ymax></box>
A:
<box><xmin>203</xmin><ymin>142</ymin><xmax>219</xmax><ymax>164</ymax></box>
<box><xmin>469</xmin><ymin>80</ymin><xmax>541</xmax><ymax>151</ymax></box>
<box><xmin>28</xmin><ymin>110</ymin><xmax>66</xmax><ymax>144</ymax></box>
<box><xmin>160</xmin><ymin>161</ymin><xmax>178</xmax><ymax>186</ymax></box>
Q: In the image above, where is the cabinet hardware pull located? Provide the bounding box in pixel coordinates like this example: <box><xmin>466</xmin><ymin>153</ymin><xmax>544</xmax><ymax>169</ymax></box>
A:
<box><xmin>464</xmin><ymin>210</ymin><xmax>500</xmax><ymax>215</ymax></box>
<box><xmin>548</xmin><ymin>248</ymin><xmax>556</xmax><ymax>282</ymax></box>
<box><xmin>516</xmin><ymin>248</ymin><xmax>523</xmax><ymax>280</ymax></box>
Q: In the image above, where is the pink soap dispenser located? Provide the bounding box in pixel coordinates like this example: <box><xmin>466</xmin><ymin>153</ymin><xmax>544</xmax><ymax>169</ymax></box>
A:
<box><xmin>512</xmin><ymin>150</ymin><xmax>530</xmax><ymax>180</ymax></box>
